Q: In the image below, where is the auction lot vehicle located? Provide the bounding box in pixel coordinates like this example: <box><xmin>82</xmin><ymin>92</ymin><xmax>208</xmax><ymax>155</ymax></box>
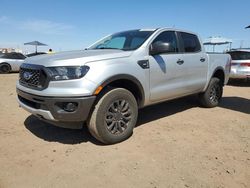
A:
<box><xmin>227</xmin><ymin>49</ymin><xmax>250</xmax><ymax>80</ymax></box>
<box><xmin>0</xmin><ymin>52</ymin><xmax>26</xmax><ymax>73</ymax></box>
<box><xmin>16</xmin><ymin>28</ymin><xmax>231</xmax><ymax>144</ymax></box>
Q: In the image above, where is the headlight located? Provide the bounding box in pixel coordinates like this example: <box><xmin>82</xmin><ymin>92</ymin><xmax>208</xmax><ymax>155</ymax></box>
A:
<box><xmin>46</xmin><ymin>66</ymin><xmax>90</xmax><ymax>81</ymax></box>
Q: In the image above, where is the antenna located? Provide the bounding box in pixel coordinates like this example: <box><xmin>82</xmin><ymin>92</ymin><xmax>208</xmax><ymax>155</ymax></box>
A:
<box><xmin>240</xmin><ymin>40</ymin><xmax>244</xmax><ymax>48</ymax></box>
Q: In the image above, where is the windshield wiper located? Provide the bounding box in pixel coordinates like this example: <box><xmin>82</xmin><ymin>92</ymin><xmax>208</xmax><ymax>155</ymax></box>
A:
<box><xmin>95</xmin><ymin>47</ymin><xmax>123</xmax><ymax>50</ymax></box>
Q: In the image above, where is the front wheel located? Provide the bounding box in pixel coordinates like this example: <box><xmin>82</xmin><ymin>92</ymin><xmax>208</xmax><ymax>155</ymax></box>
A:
<box><xmin>198</xmin><ymin>77</ymin><xmax>223</xmax><ymax>108</ymax></box>
<box><xmin>0</xmin><ymin>63</ymin><xmax>11</xmax><ymax>74</ymax></box>
<box><xmin>88</xmin><ymin>88</ymin><xmax>138</xmax><ymax>144</ymax></box>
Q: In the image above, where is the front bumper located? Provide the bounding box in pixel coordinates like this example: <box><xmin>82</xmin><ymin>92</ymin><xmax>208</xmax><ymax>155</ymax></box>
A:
<box><xmin>17</xmin><ymin>89</ymin><xmax>96</xmax><ymax>129</ymax></box>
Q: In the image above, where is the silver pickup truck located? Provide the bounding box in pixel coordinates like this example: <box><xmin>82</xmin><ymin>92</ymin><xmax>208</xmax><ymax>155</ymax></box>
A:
<box><xmin>16</xmin><ymin>28</ymin><xmax>231</xmax><ymax>144</ymax></box>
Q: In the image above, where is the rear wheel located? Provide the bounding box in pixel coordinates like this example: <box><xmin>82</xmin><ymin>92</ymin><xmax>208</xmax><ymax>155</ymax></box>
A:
<box><xmin>198</xmin><ymin>77</ymin><xmax>223</xmax><ymax>108</ymax></box>
<box><xmin>0</xmin><ymin>63</ymin><xmax>11</xmax><ymax>73</ymax></box>
<box><xmin>88</xmin><ymin>88</ymin><xmax>138</xmax><ymax>144</ymax></box>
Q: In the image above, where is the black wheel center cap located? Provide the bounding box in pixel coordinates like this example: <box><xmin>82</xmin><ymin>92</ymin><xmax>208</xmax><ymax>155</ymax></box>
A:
<box><xmin>114</xmin><ymin>113</ymin><xmax>122</xmax><ymax>120</ymax></box>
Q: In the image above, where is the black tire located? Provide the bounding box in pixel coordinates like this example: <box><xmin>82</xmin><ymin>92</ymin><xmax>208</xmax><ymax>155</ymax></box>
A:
<box><xmin>0</xmin><ymin>63</ymin><xmax>11</xmax><ymax>74</ymax></box>
<box><xmin>198</xmin><ymin>77</ymin><xmax>223</xmax><ymax>108</ymax></box>
<box><xmin>88</xmin><ymin>88</ymin><xmax>138</xmax><ymax>144</ymax></box>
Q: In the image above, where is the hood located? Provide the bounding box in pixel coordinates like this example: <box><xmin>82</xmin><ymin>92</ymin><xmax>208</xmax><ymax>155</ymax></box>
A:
<box><xmin>24</xmin><ymin>49</ymin><xmax>133</xmax><ymax>67</ymax></box>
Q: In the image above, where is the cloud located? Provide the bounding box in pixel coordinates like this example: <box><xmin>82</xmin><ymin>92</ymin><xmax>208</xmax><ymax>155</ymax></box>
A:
<box><xmin>0</xmin><ymin>16</ymin><xmax>8</xmax><ymax>23</ymax></box>
<box><xmin>0</xmin><ymin>16</ymin><xmax>74</xmax><ymax>35</ymax></box>
<box><xmin>20</xmin><ymin>19</ymin><xmax>74</xmax><ymax>35</ymax></box>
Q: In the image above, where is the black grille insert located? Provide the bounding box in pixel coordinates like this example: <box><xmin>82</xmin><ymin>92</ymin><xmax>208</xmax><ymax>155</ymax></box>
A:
<box><xmin>19</xmin><ymin>64</ymin><xmax>48</xmax><ymax>90</ymax></box>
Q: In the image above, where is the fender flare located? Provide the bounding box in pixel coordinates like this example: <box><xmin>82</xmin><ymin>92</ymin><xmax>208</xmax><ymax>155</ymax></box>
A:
<box><xmin>98</xmin><ymin>74</ymin><xmax>145</xmax><ymax>107</ymax></box>
<box><xmin>203</xmin><ymin>66</ymin><xmax>225</xmax><ymax>92</ymax></box>
<box><xmin>211</xmin><ymin>66</ymin><xmax>225</xmax><ymax>83</ymax></box>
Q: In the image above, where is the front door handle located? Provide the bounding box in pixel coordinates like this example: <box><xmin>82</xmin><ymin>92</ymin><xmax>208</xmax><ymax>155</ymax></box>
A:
<box><xmin>177</xmin><ymin>59</ymin><xmax>184</xmax><ymax>65</ymax></box>
<box><xmin>200</xmin><ymin>57</ymin><xmax>206</xmax><ymax>62</ymax></box>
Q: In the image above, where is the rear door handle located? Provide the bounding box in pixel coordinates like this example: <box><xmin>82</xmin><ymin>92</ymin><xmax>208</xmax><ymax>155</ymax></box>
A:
<box><xmin>200</xmin><ymin>57</ymin><xmax>206</xmax><ymax>62</ymax></box>
<box><xmin>177</xmin><ymin>59</ymin><xmax>184</xmax><ymax>65</ymax></box>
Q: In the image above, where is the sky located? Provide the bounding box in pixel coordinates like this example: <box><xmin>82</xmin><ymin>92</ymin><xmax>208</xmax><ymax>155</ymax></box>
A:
<box><xmin>0</xmin><ymin>0</ymin><xmax>249</xmax><ymax>53</ymax></box>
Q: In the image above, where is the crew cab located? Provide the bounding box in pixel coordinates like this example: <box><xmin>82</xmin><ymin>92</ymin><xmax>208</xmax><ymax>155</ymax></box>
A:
<box><xmin>16</xmin><ymin>28</ymin><xmax>231</xmax><ymax>144</ymax></box>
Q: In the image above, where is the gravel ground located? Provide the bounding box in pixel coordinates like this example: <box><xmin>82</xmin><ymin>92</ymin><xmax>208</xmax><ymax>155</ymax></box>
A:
<box><xmin>0</xmin><ymin>74</ymin><xmax>249</xmax><ymax>188</ymax></box>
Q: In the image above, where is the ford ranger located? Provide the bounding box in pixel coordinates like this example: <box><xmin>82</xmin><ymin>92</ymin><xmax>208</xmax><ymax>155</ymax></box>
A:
<box><xmin>16</xmin><ymin>28</ymin><xmax>231</xmax><ymax>144</ymax></box>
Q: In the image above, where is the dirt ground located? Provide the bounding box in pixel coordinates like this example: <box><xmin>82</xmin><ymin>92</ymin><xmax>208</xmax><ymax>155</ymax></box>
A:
<box><xmin>0</xmin><ymin>74</ymin><xmax>249</xmax><ymax>188</ymax></box>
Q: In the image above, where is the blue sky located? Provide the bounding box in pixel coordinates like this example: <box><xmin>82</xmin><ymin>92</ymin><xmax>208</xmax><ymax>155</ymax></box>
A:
<box><xmin>0</xmin><ymin>0</ymin><xmax>249</xmax><ymax>53</ymax></box>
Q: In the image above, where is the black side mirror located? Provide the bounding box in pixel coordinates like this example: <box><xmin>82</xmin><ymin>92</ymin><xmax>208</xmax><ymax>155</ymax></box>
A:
<box><xmin>150</xmin><ymin>42</ymin><xmax>175</xmax><ymax>55</ymax></box>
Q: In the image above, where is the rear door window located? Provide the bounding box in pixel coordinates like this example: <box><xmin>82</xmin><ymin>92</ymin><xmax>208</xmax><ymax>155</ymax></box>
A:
<box><xmin>16</xmin><ymin>53</ymin><xmax>26</xmax><ymax>59</ymax></box>
<box><xmin>2</xmin><ymin>53</ymin><xmax>14</xmax><ymax>59</ymax></box>
<box><xmin>1</xmin><ymin>53</ymin><xmax>25</xmax><ymax>59</ymax></box>
<box><xmin>179</xmin><ymin>32</ymin><xmax>201</xmax><ymax>53</ymax></box>
<box><xmin>12</xmin><ymin>54</ymin><xmax>20</xmax><ymax>59</ymax></box>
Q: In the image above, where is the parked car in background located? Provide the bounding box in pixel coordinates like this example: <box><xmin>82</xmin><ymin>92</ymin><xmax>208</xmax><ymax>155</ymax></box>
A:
<box><xmin>227</xmin><ymin>49</ymin><xmax>250</xmax><ymax>80</ymax></box>
<box><xmin>0</xmin><ymin>52</ymin><xmax>26</xmax><ymax>73</ymax></box>
<box><xmin>26</xmin><ymin>52</ymin><xmax>47</xmax><ymax>57</ymax></box>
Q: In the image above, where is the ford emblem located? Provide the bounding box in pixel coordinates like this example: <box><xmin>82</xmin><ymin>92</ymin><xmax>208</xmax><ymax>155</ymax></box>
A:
<box><xmin>23</xmin><ymin>72</ymin><xmax>33</xmax><ymax>80</ymax></box>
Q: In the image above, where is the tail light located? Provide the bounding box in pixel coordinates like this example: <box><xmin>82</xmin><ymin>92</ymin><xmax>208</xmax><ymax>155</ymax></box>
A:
<box><xmin>229</xmin><ymin>59</ymin><xmax>232</xmax><ymax>72</ymax></box>
<box><xmin>226</xmin><ymin>58</ymin><xmax>232</xmax><ymax>72</ymax></box>
<box><xmin>240</xmin><ymin>63</ymin><xmax>250</xmax><ymax>67</ymax></box>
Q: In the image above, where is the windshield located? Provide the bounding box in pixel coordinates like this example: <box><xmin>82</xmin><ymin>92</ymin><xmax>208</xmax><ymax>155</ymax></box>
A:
<box><xmin>227</xmin><ymin>51</ymin><xmax>250</xmax><ymax>60</ymax></box>
<box><xmin>88</xmin><ymin>30</ymin><xmax>155</xmax><ymax>51</ymax></box>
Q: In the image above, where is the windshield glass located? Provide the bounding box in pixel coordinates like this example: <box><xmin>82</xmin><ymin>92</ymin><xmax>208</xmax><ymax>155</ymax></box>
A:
<box><xmin>227</xmin><ymin>51</ymin><xmax>250</xmax><ymax>60</ymax></box>
<box><xmin>88</xmin><ymin>30</ymin><xmax>155</xmax><ymax>51</ymax></box>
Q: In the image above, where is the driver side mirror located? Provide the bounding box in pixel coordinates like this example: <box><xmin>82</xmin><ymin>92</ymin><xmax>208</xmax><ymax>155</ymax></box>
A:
<box><xmin>149</xmin><ymin>42</ymin><xmax>175</xmax><ymax>55</ymax></box>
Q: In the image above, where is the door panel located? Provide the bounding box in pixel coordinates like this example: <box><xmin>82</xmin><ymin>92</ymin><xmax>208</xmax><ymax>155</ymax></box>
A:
<box><xmin>149</xmin><ymin>31</ymin><xmax>208</xmax><ymax>103</ymax></box>
<box><xmin>178</xmin><ymin>32</ymin><xmax>208</xmax><ymax>93</ymax></box>
<box><xmin>149</xmin><ymin>54</ymin><xmax>187</xmax><ymax>102</ymax></box>
<box><xmin>10</xmin><ymin>59</ymin><xmax>24</xmax><ymax>71</ymax></box>
<box><xmin>179</xmin><ymin>53</ymin><xmax>208</xmax><ymax>92</ymax></box>
<box><xmin>149</xmin><ymin>31</ymin><xmax>186</xmax><ymax>102</ymax></box>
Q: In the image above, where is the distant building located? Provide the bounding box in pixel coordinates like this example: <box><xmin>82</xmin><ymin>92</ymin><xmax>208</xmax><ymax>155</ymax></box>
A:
<box><xmin>0</xmin><ymin>48</ymin><xmax>22</xmax><ymax>53</ymax></box>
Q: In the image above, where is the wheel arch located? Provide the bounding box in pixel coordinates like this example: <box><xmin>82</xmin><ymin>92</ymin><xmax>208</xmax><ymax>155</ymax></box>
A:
<box><xmin>0</xmin><ymin>62</ymin><xmax>12</xmax><ymax>73</ymax></box>
<box><xmin>95</xmin><ymin>74</ymin><xmax>145</xmax><ymax>108</ymax></box>
<box><xmin>0</xmin><ymin>62</ymin><xmax>11</xmax><ymax>66</ymax></box>
<box><xmin>211</xmin><ymin>67</ymin><xmax>225</xmax><ymax>85</ymax></box>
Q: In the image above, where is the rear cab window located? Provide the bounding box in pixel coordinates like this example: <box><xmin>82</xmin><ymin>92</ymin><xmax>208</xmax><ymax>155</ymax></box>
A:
<box><xmin>178</xmin><ymin>32</ymin><xmax>201</xmax><ymax>53</ymax></box>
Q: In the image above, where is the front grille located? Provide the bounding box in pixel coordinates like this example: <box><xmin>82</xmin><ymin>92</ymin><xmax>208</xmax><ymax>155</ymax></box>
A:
<box><xmin>19</xmin><ymin>64</ymin><xmax>48</xmax><ymax>90</ymax></box>
<box><xmin>20</xmin><ymin>68</ymin><xmax>40</xmax><ymax>86</ymax></box>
